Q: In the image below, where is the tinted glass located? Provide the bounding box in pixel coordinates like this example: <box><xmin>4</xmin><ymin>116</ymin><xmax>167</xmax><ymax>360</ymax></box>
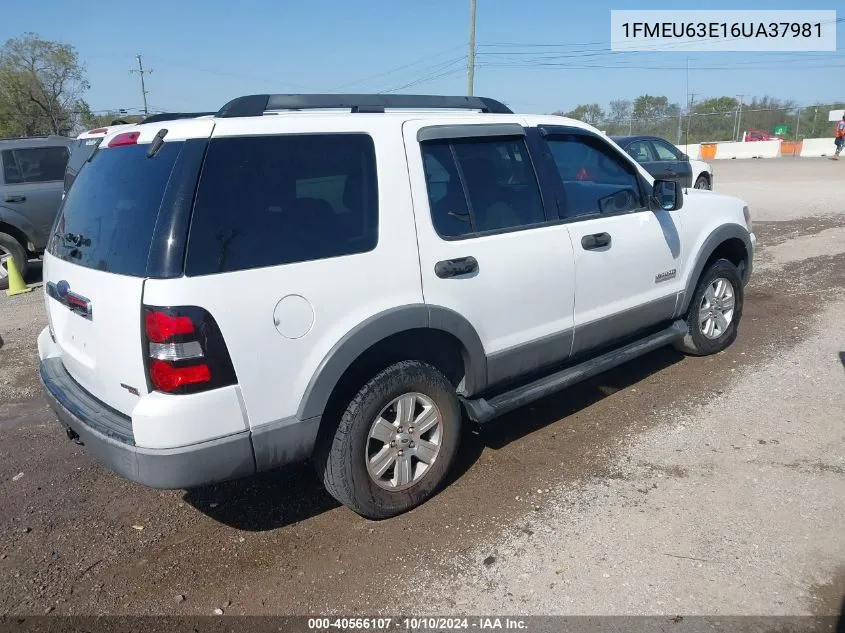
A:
<box><xmin>453</xmin><ymin>138</ymin><xmax>544</xmax><ymax>233</ymax></box>
<box><xmin>421</xmin><ymin>144</ymin><xmax>472</xmax><ymax>237</ymax></box>
<box><xmin>1</xmin><ymin>150</ymin><xmax>23</xmax><ymax>184</ymax></box>
<box><xmin>421</xmin><ymin>137</ymin><xmax>544</xmax><ymax>238</ymax></box>
<box><xmin>186</xmin><ymin>134</ymin><xmax>378</xmax><ymax>275</ymax></box>
<box><xmin>48</xmin><ymin>142</ymin><xmax>184</xmax><ymax>275</ymax></box>
<box><xmin>4</xmin><ymin>146</ymin><xmax>69</xmax><ymax>183</ymax></box>
<box><xmin>64</xmin><ymin>138</ymin><xmax>102</xmax><ymax>192</ymax></box>
<box><xmin>625</xmin><ymin>140</ymin><xmax>654</xmax><ymax>163</ymax></box>
<box><xmin>547</xmin><ymin>134</ymin><xmax>644</xmax><ymax>217</ymax></box>
<box><xmin>651</xmin><ymin>140</ymin><xmax>680</xmax><ymax>161</ymax></box>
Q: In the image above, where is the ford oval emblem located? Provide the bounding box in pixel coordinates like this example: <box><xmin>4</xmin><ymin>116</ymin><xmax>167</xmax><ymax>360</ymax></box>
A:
<box><xmin>56</xmin><ymin>280</ymin><xmax>70</xmax><ymax>299</ymax></box>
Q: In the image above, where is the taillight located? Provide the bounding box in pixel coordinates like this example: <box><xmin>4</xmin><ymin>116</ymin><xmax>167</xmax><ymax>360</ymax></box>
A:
<box><xmin>87</xmin><ymin>127</ymin><xmax>108</xmax><ymax>134</ymax></box>
<box><xmin>142</xmin><ymin>306</ymin><xmax>237</xmax><ymax>394</ymax></box>
<box><xmin>109</xmin><ymin>131</ymin><xmax>140</xmax><ymax>147</ymax></box>
<box><xmin>145</xmin><ymin>311</ymin><xmax>194</xmax><ymax>343</ymax></box>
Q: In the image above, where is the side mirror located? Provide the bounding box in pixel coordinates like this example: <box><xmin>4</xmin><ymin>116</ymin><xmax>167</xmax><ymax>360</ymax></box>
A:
<box><xmin>653</xmin><ymin>179</ymin><xmax>683</xmax><ymax>211</ymax></box>
<box><xmin>679</xmin><ymin>153</ymin><xmax>689</xmax><ymax>161</ymax></box>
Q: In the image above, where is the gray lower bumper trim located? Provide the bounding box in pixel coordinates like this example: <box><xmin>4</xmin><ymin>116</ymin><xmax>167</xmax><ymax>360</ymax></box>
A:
<box><xmin>40</xmin><ymin>359</ymin><xmax>257</xmax><ymax>489</ymax></box>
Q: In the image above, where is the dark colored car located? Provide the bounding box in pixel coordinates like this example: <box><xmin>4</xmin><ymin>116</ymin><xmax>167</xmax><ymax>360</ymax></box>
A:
<box><xmin>0</xmin><ymin>135</ymin><xmax>73</xmax><ymax>289</ymax></box>
<box><xmin>611</xmin><ymin>135</ymin><xmax>712</xmax><ymax>190</ymax></box>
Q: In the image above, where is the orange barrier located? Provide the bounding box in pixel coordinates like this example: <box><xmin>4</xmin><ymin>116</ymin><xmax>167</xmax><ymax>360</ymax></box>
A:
<box><xmin>700</xmin><ymin>143</ymin><xmax>718</xmax><ymax>160</ymax></box>
<box><xmin>780</xmin><ymin>141</ymin><xmax>803</xmax><ymax>156</ymax></box>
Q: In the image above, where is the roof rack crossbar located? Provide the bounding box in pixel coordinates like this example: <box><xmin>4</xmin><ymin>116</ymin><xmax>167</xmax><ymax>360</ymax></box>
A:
<box><xmin>215</xmin><ymin>94</ymin><xmax>512</xmax><ymax>118</ymax></box>
<box><xmin>140</xmin><ymin>112</ymin><xmax>216</xmax><ymax>124</ymax></box>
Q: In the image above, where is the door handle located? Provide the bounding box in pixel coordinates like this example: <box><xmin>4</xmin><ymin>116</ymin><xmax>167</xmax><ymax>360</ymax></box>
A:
<box><xmin>4</xmin><ymin>195</ymin><xmax>26</xmax><ymax>203</ymax></box>
<box><xmin>435</xmin><ymin>256</ymin><xmax>478</xmax><ymax>278</ymax></box>
<box><xmin>581</xmin><ymin>232</ymin><xmax>611</xmax><ymax>250</ymax></box>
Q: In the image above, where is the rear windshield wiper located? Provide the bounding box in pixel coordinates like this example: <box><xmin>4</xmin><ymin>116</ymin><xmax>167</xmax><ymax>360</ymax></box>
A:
<box><xmin>55</xmin><ymin>232</ymin><xmax>91</xmax><ymax>248</ymax></box>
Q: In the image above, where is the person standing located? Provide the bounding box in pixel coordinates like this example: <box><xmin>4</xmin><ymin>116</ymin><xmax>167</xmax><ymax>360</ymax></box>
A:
<box><xmin>833</xmin><ymin>114</ymin><xmax>845</xmax><ymax>160</ymax></box>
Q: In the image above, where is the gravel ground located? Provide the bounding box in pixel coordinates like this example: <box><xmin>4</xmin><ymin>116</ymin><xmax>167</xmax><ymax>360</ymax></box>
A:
<box><xmin>0</xmin><ymin>160</ymin><xmax>843</xmax><ymax>617</ymax></box>
<box><xmin>411</xmin><ymin>296</ymin><xmax>845</xmax><ymax>615</ymax></box>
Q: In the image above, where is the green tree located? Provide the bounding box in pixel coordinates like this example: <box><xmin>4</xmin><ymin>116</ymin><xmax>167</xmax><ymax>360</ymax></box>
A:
<box><xmin>0</xmin><ymin>33</ymin><xmax>89</xmax><ymax>136</ymax></box>
<box><xmin>632</xmin><ymin>94</ymin><xmax>679</xmax><ymax>120</ymax></box>
<box><xmin>556</xmin><ymin>103</ymin><xmax>605</xmax><ymax>126</ymax></box>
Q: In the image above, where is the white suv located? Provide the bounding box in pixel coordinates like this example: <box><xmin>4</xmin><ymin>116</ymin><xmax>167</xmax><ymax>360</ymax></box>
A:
<box><xmin>38</xmin><ymin>94</ymin><xmax>756</xmax><ymax>519</ymax></box>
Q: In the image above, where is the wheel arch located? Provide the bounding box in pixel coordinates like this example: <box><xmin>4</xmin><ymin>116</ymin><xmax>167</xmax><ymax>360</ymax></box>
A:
<box><xmin>0</xmin><ymin>217</ymin><xmax>34</xmax><ymax>255</ymax></box>
<box><xmin>678</xmin><ymin>224</ymin><xmax>752</xmax><ymax>316</ymax></box>
<box><xmin>297</xmin><ymin>304</ymin><xmax>487</xmax><ymax>424</ymax></box>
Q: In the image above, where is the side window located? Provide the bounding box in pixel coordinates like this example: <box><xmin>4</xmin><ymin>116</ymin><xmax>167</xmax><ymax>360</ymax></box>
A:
<box><xmin>185</xmin><ymin>133</ymin><xmax>378</xmax><ymax>275</ymax></box>
<box><xmin>651</xmin><ymin>140</ymin><xmax>680</xmax><ymax>162</ymax></box>
<box><xmin>421</xmin><ymin>144</ymin><xmax>472</xmax><ymax>238</ymax></box>
<box><xmin>7</xmin><ymin>146</ymin><xmax>69</xmax><ymax>183</ymax></box>
<box><xmin>421</xmin><ymin>136</ymin><xmax>545</xmax><ymax>238</ymax></box>
<box><xmin>625</xmin><ymin>140</ymin><xmax>654</xmax><ymax>163</ymax></box>
<box><xmin>1</xmin><ymin>150</ymin><xmax>23</xmax><ymax>185</ymax></box>
<box><xmin>547</xmin><ymin>134</ymin><xmax>644</xmax><ymax>218</ymax></box>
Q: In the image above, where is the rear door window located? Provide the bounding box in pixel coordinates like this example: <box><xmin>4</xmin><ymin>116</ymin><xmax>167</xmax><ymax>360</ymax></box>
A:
<box><xmin>48</xmin><ymin>141</ymin><xmax>186</xmax><ymax>276</ymax></box>
<box><xmin>1</xmin><ymin>146</ymin><xmax>69</xmax><ymax>183</ymax></box>
<box><xmin>421</xmin><ymin>136</ymin><xmax>545</xmax><ymax>238</ymax></box>
<box><xmin>185</xmin><ymin>133</ymin><xmax>378</xmax><ymax>275</ymax></box>
<box><xmin>624</xmin><ymin>140</ymin><xmax>655</xmax><ymax>163</ymax></box>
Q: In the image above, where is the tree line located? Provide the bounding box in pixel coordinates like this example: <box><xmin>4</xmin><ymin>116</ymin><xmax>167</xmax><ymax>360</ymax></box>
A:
<box><xmin>555</xmin><ymin>95</ymin><xmax>845</xmax><ymax>144</ymax></box>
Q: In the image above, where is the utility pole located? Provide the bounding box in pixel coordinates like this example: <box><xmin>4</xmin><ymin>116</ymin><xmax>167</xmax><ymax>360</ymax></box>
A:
<box><xmin>467</xmin><ymin>0</ymin><xmax>476</xmax><ymax>96</ymax></box>
<box><xmin>678</xmin><ymin>57</ymin><xmax>689</xmax><ymax>144</ymax></box>
<box><xmin>685</xmin><ymin>93</ymin><xmax>697</xmax><ymax>148</ymax></box>
<box><xmin>130</xmin><ymin>54</ymin><xmax>152</xmax><ymax>116</ymax></box>
<box><xmin>734</xmin><ymin>94</ymin><xmax>745</xmax><ymax>142</ymax></box>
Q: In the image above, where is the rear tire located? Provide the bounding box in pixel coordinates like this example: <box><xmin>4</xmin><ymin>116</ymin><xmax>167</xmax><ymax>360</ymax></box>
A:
<box><xmin>0</xmin><ymin>232</ymin><xmax>28</xmax><ymax>292</ymax></box>
<box><xmin>675</xmin><ymin>258</ymin><xmax>743</xmax><ymax>356</ymax></box>
<box><xmin>315</xmin><ymin>360</ymin><xmax>462</xmax><ymax>520</ymax></box>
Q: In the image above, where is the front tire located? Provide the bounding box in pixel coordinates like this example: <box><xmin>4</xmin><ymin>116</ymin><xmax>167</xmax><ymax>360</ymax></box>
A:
<box><xmin>315</xmin><ymin>360</ymin><xmax>462</xmax><ymax>519</ymax></box>
<box><xmin>694</xmin><ymin>175</ymin><xmax>710</xmax><ymax>190</ymax></box>
<box><xmin>675</xmin><ymin>258</ymin><xmax>744</xmax><ymax>356</ymax></box>
<box><xmin>0</xmin><ymin>232</ymin><xmax>28</xmax><ymax>292</ymax></box>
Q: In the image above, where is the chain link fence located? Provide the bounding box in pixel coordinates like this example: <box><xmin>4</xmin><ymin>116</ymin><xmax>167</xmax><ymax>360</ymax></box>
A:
<box><xmin>597</xmin><ymin>104</ymin><xmax>844</xmax><ymax>144</ymax></box>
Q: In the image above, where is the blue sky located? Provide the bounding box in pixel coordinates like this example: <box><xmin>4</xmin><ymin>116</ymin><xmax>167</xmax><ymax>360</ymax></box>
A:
<box><xmin>2</xmin><ymin>0</ymin><xmax>842</xmax><ymax>115</ymax></box>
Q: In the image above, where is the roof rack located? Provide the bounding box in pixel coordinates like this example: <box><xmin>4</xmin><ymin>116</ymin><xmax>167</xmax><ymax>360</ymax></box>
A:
<box><xmin>215</xmin><ymin>94</ymin><xmax>512</xmax><ymax>118</ymax></box>
<box><xmin>140</xmin><ymin>111</ymin><xmax>216</xmax><ymax>124</ymax></box>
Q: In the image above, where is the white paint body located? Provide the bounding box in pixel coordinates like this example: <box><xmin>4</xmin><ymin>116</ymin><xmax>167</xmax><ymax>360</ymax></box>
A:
<box><xmin>39</xmin><ymin>110</ymin><xmax>754</xmax><ymax>451</ymax></box>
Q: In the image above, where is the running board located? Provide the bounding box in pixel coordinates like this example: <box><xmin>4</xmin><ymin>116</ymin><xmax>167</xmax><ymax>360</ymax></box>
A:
<box><xmin>461</xmin><ymin>320</ymin><xmax>688</xmax><ymax>424</ymax></box>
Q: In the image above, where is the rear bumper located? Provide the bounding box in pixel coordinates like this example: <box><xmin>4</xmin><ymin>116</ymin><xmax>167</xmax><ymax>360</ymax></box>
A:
<box><xmin>39</xmin><ymin>357</ymin><xmax>257</xmax><ymax>489</ymax></box>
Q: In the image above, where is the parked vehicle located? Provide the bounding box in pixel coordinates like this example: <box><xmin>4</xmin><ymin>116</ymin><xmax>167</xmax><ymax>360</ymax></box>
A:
<box><xmin>743</xmin><ymin>130</ymin><xmax>777</xmax><ymax>142</ymax></box>
<box><xmin>38</xmin><ymin>94</ymin><xmax>755</xmax><ymax>519</ymax></box>
<box><xmin>65</xmin><ymin>114</ymin><xmax>214</xmax><ymax>194</ymax></box>
<box><xmin>611</xmin><ymin>135</ymin><xmax>714</xmax><ymax>190</ymax></box>
<box><xmin>0</xmin><ymin>135</ymin><xmax>73</xmax><ymax>290</ymax></box>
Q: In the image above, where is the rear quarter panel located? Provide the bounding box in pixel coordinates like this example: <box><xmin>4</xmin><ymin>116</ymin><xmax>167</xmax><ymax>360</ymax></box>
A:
<box><xmin>143</xmin><ymin>117</ymin><xmax>424</xmax><ymax>431</ymax></box>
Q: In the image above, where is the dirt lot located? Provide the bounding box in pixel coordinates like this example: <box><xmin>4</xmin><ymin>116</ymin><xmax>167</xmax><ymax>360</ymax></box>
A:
<box><xmin>0</xmin><ymin>159</ymin><xmax>843</xmax><ymax>617</ymax></box>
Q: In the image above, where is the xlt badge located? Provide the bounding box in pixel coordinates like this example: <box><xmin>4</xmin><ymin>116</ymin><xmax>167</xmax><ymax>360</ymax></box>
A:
<box><xmin>655</xmin><ymin>269</ymin><xmax>677</xmax><ymax>283</ymax></box>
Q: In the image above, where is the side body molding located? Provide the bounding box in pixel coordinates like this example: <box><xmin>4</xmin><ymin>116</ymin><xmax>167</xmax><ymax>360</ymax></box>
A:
<box><xmin>676</xmin><ymin>223</ymin><xmax>753</xmax><ymax>317</ymax></box>
<box><xmin>296</xmin><ymin>305</ymin><xmax>487</xmax><ymax>422</ymax></box>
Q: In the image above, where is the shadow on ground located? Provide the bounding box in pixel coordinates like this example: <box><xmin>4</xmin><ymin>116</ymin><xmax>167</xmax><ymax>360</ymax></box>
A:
<box><xmin>25</xmin><ymin>259</ymin><xmax>43</xmax><ymax>286</ymax></box>
<box><xmin>839</xmin><ymin>351</ymin><xmax>845</xmax><ymax>370</ymax></box>
<box><xmin>184</xmin><ymin>346</ymin><xmax>684</xmax><ymax>531</ymax></box>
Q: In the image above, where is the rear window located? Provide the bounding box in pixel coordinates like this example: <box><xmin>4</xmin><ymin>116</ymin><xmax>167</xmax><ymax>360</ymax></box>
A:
<box><xmin>2</xmin><ymin>145</ymin><xmax>69</xmax><ymax>184</ymax></box>
<box><xmin>185</xmin><ymin>133</ymin><xmax>378</xmax><ymax>276</ymax></box>
<box><xmin>48</xmin><ymin>141</ymin><xmax>185</xmax><ymax>276</ymax></box>
<box><xmin>64</xmin><ymin>138</ymin><xmax>102</xmax><ymax>192</ymax></box>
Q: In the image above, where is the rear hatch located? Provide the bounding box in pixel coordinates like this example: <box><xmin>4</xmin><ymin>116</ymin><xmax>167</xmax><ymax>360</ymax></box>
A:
<box><xmin>45</xmin><ymin>120</ymin><xmax>213</xmax><ymax>416</ymax></box>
